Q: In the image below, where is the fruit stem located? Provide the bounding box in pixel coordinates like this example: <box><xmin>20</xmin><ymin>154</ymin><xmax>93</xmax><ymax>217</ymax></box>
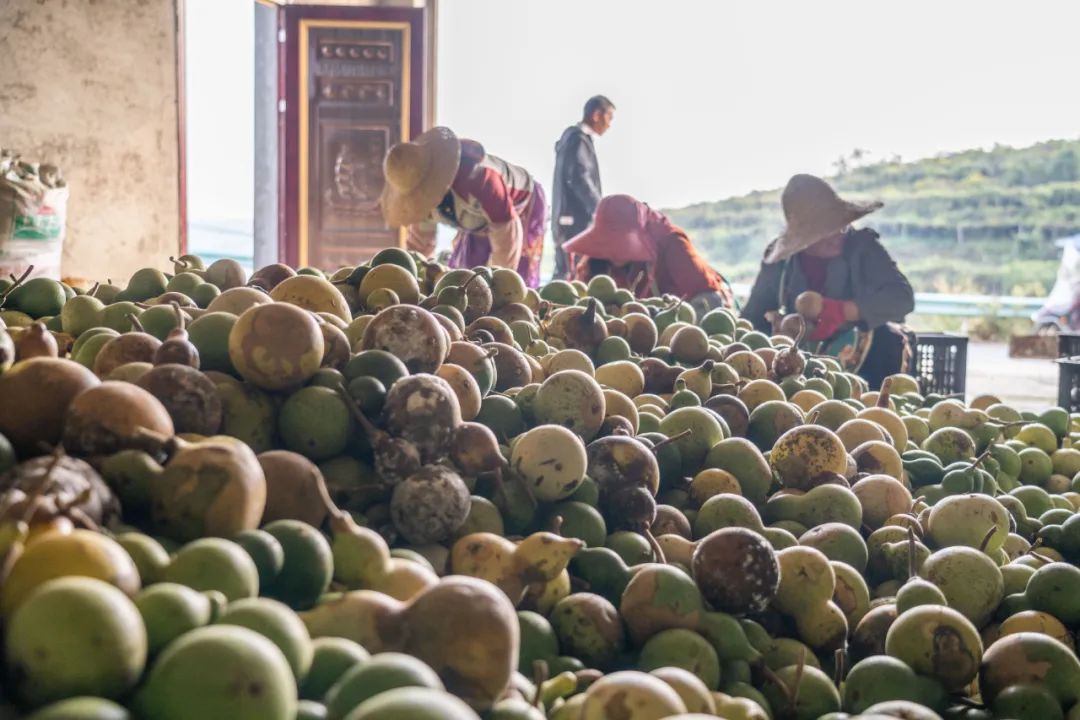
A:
<box><xmin>127</xmin><ymin>313</ymin><xmax>145</xmax><ymax>333</ymax></box>
<box><xmin>531</xmin><ymin>660</ymin><xmax>548</xmax><ymax>709</ymax></box>
<box><xmin>549</xmin><ymin>514</ymin><xmax>564</xmax><ymax>536</ymax></box>
<box><xmin>170</xmin><ymin>301</ymin><xmax>186</xmax><ymax>331</ymax></box>
<box><xmin>169</xmin><ymin>256</ymin><xmax>189</xmax><ymax>270</ymax></box>
<box><xmin>806</xmin><ymin>409</ymin><xmax>821</xmax><ymax>425</ymax></box>
<box><xmin>791</xmin><ymin>646</ymin><xmax>806</xmax><ymax>709</ymax></box>
<box><xmin>0</xmin><ymin>265</ymin><xmax>32</xmax><ymax>308</ymax></box>
<box><xmin>88</xmin><ymin>281</ymin><xmax>101</xmax><ymax>297</ymax></box>
<box><xmin>907</xmin><ymin>525</ymin><xmax>918</xmax><ymax>579</ymax></box>
<box><xmin>876</xmin><ymin>377</ymin><xmax>893</xmax><ymax>408</ymax></box>
<box><xmin>833</xmin><ymin>647</ymin><xmax>847</xmax><ymax>686</ymax></box>
<box><xmin>650</xmin><ymin>428</ymin><xmax>692</xmax><ymax>453</ymax></box>
<box><xmin>978</xmin><ymin>525</ymin><xmax>998</xmax><ymax>553</ymax></box>
<box><xmin>644</xmin><ymin>527</ymin><xmax>667</xmax><ymax>564</ymax></box>
<box><xmin>461</xmin><ymin>271</ymin><xmax>481</xmax><ymax>291</ymax></box>
<box><xmin>969</xmin><ymin>447</ymin><xmax>993</xmax><ymax>470</ymax></box>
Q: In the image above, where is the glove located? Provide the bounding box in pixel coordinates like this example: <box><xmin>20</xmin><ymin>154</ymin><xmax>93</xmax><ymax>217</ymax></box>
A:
<box><xmin>808</xmin><ymin>298</ymin><xmax>848</xmax><ymax>341</ymax></box>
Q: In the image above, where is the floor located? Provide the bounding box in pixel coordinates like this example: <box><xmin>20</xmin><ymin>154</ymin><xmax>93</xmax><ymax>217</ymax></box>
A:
<box><xmin>963</xmin><ymin>342</ymin><xmax>1058</xmax><ymax>411</ymax></box>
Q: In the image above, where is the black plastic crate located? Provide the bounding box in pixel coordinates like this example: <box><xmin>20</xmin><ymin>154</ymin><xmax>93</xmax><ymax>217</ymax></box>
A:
<box><xmin>1058</xmin><ymin>357</ymin><xmax>1080</xmax><ymax>412</ymax></box>
<box><xmin>1059</xmin><ymin>333</ymin><xmax>1080</xmax><ymax>358</ymax></box>
<box><xmin>913</xmin><ymin>332</ymin><xmax>968</xmax><ymax>397</ymax></box>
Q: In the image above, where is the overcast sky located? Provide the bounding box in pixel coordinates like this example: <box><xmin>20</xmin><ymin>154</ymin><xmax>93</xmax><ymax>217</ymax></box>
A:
<box><xmin>186</xmin><ymin>0</ymin><xmax>1080</xmax><ymax>221</ymax></box>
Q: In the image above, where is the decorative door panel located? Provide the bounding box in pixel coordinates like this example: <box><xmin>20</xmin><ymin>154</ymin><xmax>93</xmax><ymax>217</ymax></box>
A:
<box><xmin>283</xmin><ymin>6</ymin><xmax>425</xmax><ymax>269</ymax></box>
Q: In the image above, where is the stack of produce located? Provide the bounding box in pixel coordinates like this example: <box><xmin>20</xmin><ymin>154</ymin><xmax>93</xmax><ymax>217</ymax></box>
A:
<box><xmin>1</xmin><ymin>249</ymin><xmax>1080</xmax><ymax>720</ymax></box>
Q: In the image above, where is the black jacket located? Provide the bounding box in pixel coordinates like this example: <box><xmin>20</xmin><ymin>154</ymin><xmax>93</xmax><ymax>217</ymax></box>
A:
<box><xmin>741</xmin><ymin>228</ymin><xmax>915</xmax><ymax>333</ymax></box>
<box><xmin>552</xmin><ymin>125</ymin><xmax>602</xmax><ymax>236</ymax></box>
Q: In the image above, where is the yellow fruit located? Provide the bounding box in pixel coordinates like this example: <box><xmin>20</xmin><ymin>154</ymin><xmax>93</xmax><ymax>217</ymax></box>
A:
<box><xmin>769</xmin><ymin>425</ymin><xmax>848</xmax><ymax>490</ymax></box>
<box><xmin>1</xmin><ymin>529</ymin><xmax>140</xmax><ymax>618</ymax></box>
<box><xmin>691</xmin><ymin>468</ymin><xmax>742</xmax><ymax>505</ymax></box>
<box><xmin>999</xmin><ymin>610</ymin><xmax>1074</xmax><ymax>650</ymax></box>
<box><xmin>603</xmin><ymin>389</ymin><xmax>640</xmax><ymax>433</ymax></box>
<box><xmin>271</xmin><ymin>274</ymin><xmax>352</xmax><ymax>323</ymax></box>
<box><xmin>857</xmin><ymin>407</ymin><xmax>908</xmax><ymax>453</ymax></box>
<box><xmin>595</xmin><ymin>361</ymin><xmax>644</xmax><ymax>397</ymax></box>
<box><xmin>790</xmin><ymin>389</ymin><xmax>828</xmax><ymax>413</ymax></box>
<box><xmin>738</xmin><ymin>379</ymin><xmax>785</xmax><ymax>412</ymax></box>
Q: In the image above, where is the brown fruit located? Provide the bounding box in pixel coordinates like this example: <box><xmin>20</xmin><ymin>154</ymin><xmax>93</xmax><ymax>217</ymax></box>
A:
<box><xmin>0</xmin><ymin>358</ymin><xmax>100</xmax><ymax>455</ymax></box>
<box><xmin>62</xmin><ymin>381</ymin><xmax>175</xmax><ymax>457</ymax></box>
<box><xmin>319</xmin><ymin>322</ymin><xmax>351</xmax><ymax>371</ymax></box>
<box><xmin>692</xmin><ymin>527</ymin><xmax>780</xmax><ymax>614</ymax></box>
<box><xmin>13</xmin><ymin>323</ymin><xmax>57</xmax><ymax>360</ymax></box>
<box><xmin>135</xmin><ymin>363</ymin><xmax>223</xmax><ymax>436</ymax></box>
<box><xmin>360</xmin><ymin>305</ymin><xmax>446</xmax><ymax>374</ymax></box>
<box><xmin>623</xmin><ymin>313</ymin><xmax>658</xmax><ymax>354</ymax></box>
<box><xmin>94</xmin><ymin>332</ymin><xmax>162</xmax><ymax>377</ymax></box>
<box><xmin>391</xmin><ymin>465</ymin><xmax>471</xmax><ymax>544</ymax></box>
<box><xmin>436</xmin><ymin>363</ymin><xmax>483</xmax><ymax>421</ymax></box>
<box><xmin>485</xmin><ymin>342</ymin><xmax>532</xmax><ymax>392</ymax></box>
<box><xmin>382</xmin><ymin>374</ymin><xmax>463</xmax><ymax>464</ymax></box>
<box><xmin>257</xmin><ymin>450</ymin><xmax>331</xmax><ymax>526</ymax></box>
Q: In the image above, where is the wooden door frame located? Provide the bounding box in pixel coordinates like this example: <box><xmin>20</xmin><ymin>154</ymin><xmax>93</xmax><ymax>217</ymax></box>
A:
<box><xmin>282</xmin><ymin>4</ymin><xmax>427</xmax><ymax>267</ymax></box>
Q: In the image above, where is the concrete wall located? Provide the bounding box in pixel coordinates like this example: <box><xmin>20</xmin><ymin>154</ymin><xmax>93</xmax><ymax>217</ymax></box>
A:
<box><xmin>0</xmin><ymin>0</ymin><xmax>180</xmax><ymax>283</ymax></box>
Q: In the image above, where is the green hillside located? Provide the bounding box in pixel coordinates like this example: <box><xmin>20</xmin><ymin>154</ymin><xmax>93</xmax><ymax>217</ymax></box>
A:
<box><xmin>667</xmin><ymin>138</ymin><xmax>1080</xmax><ymax>297</ymax></box>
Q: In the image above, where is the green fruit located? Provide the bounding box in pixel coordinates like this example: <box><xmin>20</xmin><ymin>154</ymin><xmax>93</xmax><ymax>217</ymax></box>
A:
<box><xmin>842</xmin><ymin>655</ymin><xmax>947</xmax><ymax>714</ymax></box>
<box><xmin>167</xmin><ymin>271</ymin><xmax>205</xmax><ymax>295</ymax></box>
<box><xmin>922</xmin><ymin>427</ymin><xmax>976</xmax><ymax>464</ymax></box>
<box><xmin>164</xmin><ymin>538</ymin><xmax>260</xmax><ymax>601</ymax></box>
<box><xmin>278</xmin><ymin>386</ymin><xmax>355</xmax><ymax>461</ymax></box>
<box><xmin>325</xmin><ymin>652</ymin><xmax>444</xmax><ymax>719</ymax></box>
<box><xmin>138</xmin><ymin>304</ymin><xmax>184</xmax><ymax>341</ymax></box>
<box><xmin>700</xmin><ymin>309</ymin><xmax>736</xmax><ymax>337</ymax></box>
<box><xmin>72</xmin><ymin>330</ymin><xmax>118</xmax><ymax>368</ymax></box>
<box><xmin>991</xmin><ymin>684</ymin><xmax>1064</xmax><ymax>720</ymax></box>
<box><xmin>132</xmin><ymin>625</ymin><xmax>296</xmax><ymax>720</ymax></box>
<box><xmin>1018</xmin><ymin>447</ymin><xmax>1054</xmax><ymax>486</ymax></box>
<box><xmin>546</xmin><ymin>501</ymin><xmax>607</xmax><ymax>548</ymax></box>
<box><xmin>25</xmin><ymin>697</ymin><xmax>132</xmax><ymax>720</ymax></box>
<box><xmin>605</xmin><ymin>531</ymin><xmax>653</xmax><ymax>565</ymax></box>
<box><xmin>694</xmin><ymin>493</ymin><xmax>765</xmax><ymax>536</ymax></box>
<box><xmin>539</xmin><ymin>280</ymin><xmax>578</xmax><ymax>306</ymax></box>
<box><xmin>884</xmin><ymin>605</ymin><xmax>982</xmax><ymax>691</ymax></box>
<box><xmin>188</xmin><ymin>312</ymin><xmax>238</xmax><ymax>373</ymax></box>
<box><xmin>5</xmin><ymin>577</ymin><xmax>147</xmax><ymax>707</ymax></box>
<box><xmin>517</xmin><ymin>611</ymin><xmax>559</xmax><ymax>676</ymax></box>
<box><xmin>639</xmin><ymin>628</ymin><xmax>720</xmax><ymax>690</ymax></box>
<box><xmin>191</xmin><ymin>283</ymin><xmax>221</xmax><ymax>308</ymax></box>
<box><xmin>799</xmin><ymin>523</ymin><xmax>868</xmax><ymax>573</ymax></box>
<box><xmin>569</xmin><ymin>547</ymin><xmax>631</xmax><ymax>606</ymax></box>
<box><xmin>981</xmin><ymin>632</ymin><xmax>1080</xmax><ymax>710</ymax></box>
<box><xmin>300</xmin><ymin>637</ymin><xmax>370</xmax><ymax>701</ymax></box>
<box><xmin>1011</xmin><ymin>485</ymin><xmax>1055</xmax><ymax>519</ymax></box>
<box><xmin>748</xmin><ymin>397</ymin><xmax>807</xmax><ymax>448</ymax></box>
<box><xmin>550</xmin><ymin>592</ymin><xmax>626</xmax><ymax>669</ymax></box>
<box><xmin>595</xmin><ymin>335</ymin><xmax>632</xmax><ymax>365</ymax></box>
<box><xmin>233</xmin><ymin>529</ymin><xmax>285</xmax><ymax>589</ymax></box>
<box><xmin>135</xmin><ymin>583</ymin><xmax>213</xmax><ymax>655</ymax></box>
<box><xmin>113</xmin><ymin>531</ymin><xmax>169</xmax><ymax>585</ymax></box>
<box><xmin>11</xmin><ymin>277</ymin><xmax>66</xmax><ymax>318</ymax></box>
<box><xmin>1026</xmin><ymin>562</ymin><xmax>1080</xmax><ymax>624</ymax></box>
<box><xmin>217</xmin><ymin>381</ymin><xmax>277</xmax><ymax>453</ymax></box>
<box><xmin>659</xmin><ymin>406</ymin><xmax>726</xmax><ymax>475</ymax></box>
<box><xmin>217</xmin><ymin>597</ymin><xmax>314</xmax><ymax>682</ymax></box>
<box><xmin>343</xmin><ymin>687</ymin><xmax>478</xmax><ymax>720</ymax></box>
<box><xmin>761</xmin><ymin>665</ymin><xmax>841</xmax><ymax>720</ymax></box>
<box><xmin>126</xmin><ymin>268</ymin><xmax>169</xmax><ymax>301</ymax></box>
<box><xmin>703</xmin><ymin>438</ymin><xmax>772</xmax><ymax>506</ymax></box>
<box><xmin>296</xmin><ymin>700</ymin><xmax>329</xmax><ymax>720</ymax></box>
<box><xmin>895</xmin><ymin>578</ymin><xmax>948</xmax><ymax>614</ymax></box>
<box><xmin>100</xmin><ymin>301</ymin><xmax>142</xmax><ymax>333</ymax></box>
<box><xmin>60</xmin><ymin>294</ymin><xmax>106</xmax><ymax>336</ymax></box>
<box><xmin>263</xmin><ymin>520</ymin><xmax>334</xmax><ymax>610</ymax></box>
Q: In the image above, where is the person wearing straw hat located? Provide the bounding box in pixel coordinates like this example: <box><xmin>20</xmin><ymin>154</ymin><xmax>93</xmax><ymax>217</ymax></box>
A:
<box><xmin>381</xmin><ymin>127</ymin><xmax>546</xmax><ymax>288</ymax></box>
<box><xmin>742</xmin><ymin>173</ymin><xmax>915</xmax><ymax>387</ymax></box>
<box><xmin>564</xmin><ymin>194</ymin><xmax>734</xmax><ymax>316</ymax></box>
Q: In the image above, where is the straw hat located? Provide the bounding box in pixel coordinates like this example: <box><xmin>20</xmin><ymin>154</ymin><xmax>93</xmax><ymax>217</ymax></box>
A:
<box><xmin>380</xmin><ymin>126</ymin><xmax>462</xmax><ymax>228</ymax></box>
<box><xmin>564</xmin><ymin>195</ymin><xmax>658</xmax><ymax>264</ymax></box>
<box><xmin>765</xmin><ymin>174</ymin><xmax>883</xmax><ymax>263</ymax></box>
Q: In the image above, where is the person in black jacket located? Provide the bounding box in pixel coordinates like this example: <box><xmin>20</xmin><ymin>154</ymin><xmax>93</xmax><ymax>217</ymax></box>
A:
<box><xmin>551</xmin><ymin>95</ymin><xmax>615</xmax><ymax>279</ymax></box>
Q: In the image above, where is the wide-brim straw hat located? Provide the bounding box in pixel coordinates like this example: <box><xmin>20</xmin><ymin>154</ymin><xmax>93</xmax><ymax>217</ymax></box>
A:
<box><xmin>564</xmin><ymin>195</ymin><xmax>657</xmax><ymax>265</ymax></box>
<box><xmin>765</xmin><ymin>174</ymin><xmax>883</xmax><ymax>263</ymax></box>
<box><xmin>380</xmin><ymin>126</ymin><xmax>461</xmax><ymax>228</ymax></box>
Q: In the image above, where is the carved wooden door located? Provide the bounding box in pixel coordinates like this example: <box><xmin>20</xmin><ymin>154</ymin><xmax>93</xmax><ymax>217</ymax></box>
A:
<box><xmin>282</xmin><ymin>5</ymin><xmax>425</xmax><ymax>269</ymax></box>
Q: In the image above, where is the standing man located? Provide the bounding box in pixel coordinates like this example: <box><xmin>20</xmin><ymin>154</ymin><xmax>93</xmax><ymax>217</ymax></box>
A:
<box><xmin>551</xmin><ymin>95</ymin><xmax>615</xmax><ymax>280</ymax></box>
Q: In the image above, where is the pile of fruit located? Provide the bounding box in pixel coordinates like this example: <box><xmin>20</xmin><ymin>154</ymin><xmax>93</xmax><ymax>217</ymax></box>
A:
<box><xmin>1</xmin><ymin>250</ymin><xmax>1080</xmax><ymax>720</ymax></box>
